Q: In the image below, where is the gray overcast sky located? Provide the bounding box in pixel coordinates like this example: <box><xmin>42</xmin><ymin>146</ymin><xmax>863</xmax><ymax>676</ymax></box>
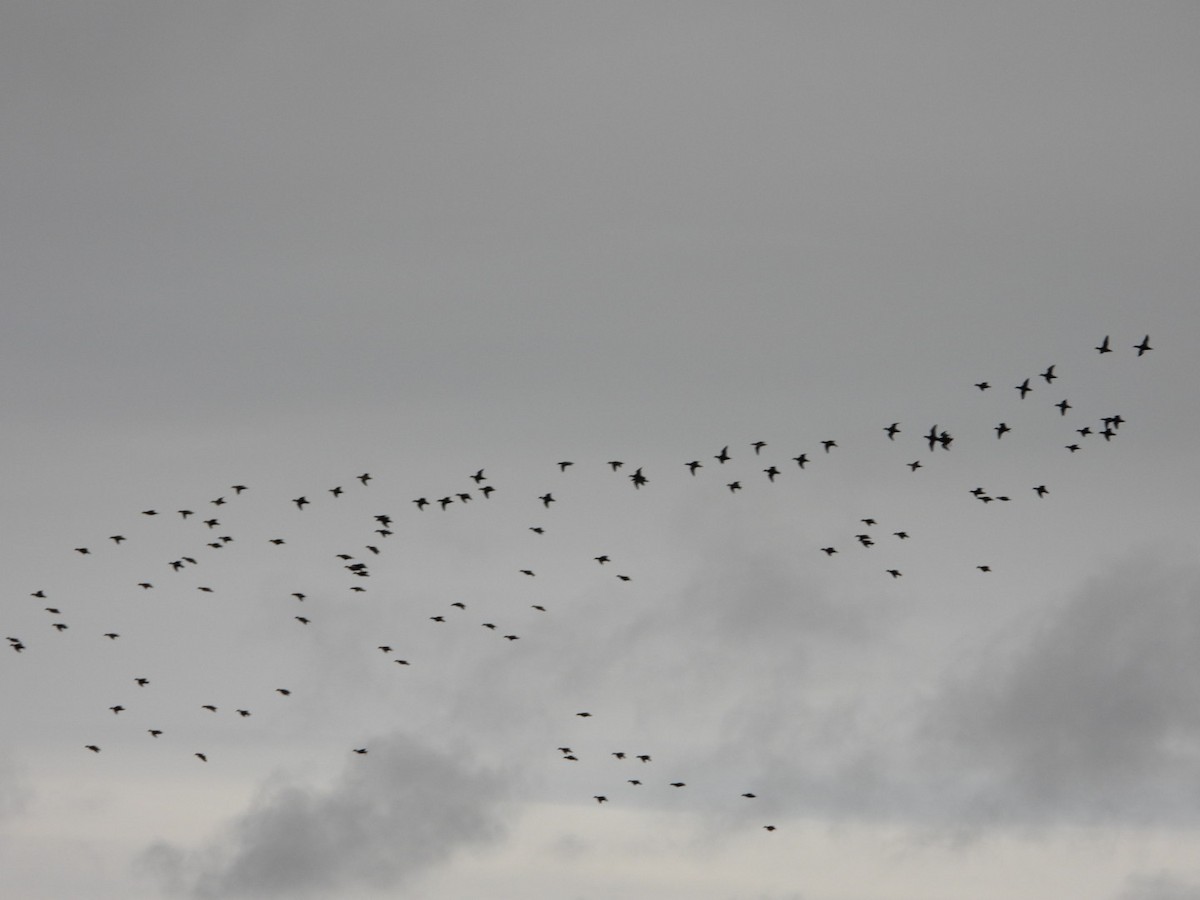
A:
<box><xmin>2</xmin><ymin>4</ymin><xmax>1199</xmax><ymax>899</ymax></box>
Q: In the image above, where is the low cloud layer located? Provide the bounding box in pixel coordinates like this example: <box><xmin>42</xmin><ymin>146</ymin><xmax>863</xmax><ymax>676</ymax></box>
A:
<box><xmin>139</xmin><ymin>734</ymin><xmax>508</xmax><ymax>899</ymax></box>
<box><xmin>923</xmin><ymin>552</ymin><xmax>1200</xmax><ymax>825</ymax></box>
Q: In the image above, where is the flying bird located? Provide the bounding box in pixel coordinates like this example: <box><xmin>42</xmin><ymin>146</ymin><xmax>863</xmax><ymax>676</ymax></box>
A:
<box><xmin>1096</xmin><ymin>335</ymin><xmax>1112</xmax><ymax>354</ymax></box>
<box><xmin>1041</xmin><ymin>364</ymin><xmax>1057</xmax><ymax>383</ymax></box>
<box><xmin>715</xmin><ymin>446</ymin><xmax>731</xmax><ymax>464</ymax></box>
<box><xmin>884</xmin><ymin>423</ymin><xmax>900</xmax><ymax>440</ymax></box>
<box><xmin>1134</xmin><ymin>335</ymin><xmax>1152</xmax><ymax>356</ymax></box>
<box><xmin>1016</xmin><ymin>378</ymin><xmax>1032</xmax><ymax>399</ymax></box>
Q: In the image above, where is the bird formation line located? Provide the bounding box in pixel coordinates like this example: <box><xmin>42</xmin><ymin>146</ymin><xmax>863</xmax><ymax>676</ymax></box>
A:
<box><xmin>3</xmin><ymin>335</ymin><xmax>1156</xmax><ymax>836</ymax></box>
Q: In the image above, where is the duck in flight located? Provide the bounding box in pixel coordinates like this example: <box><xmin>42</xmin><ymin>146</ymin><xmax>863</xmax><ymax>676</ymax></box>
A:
<box><xmin>1096</xmin><ymin>335</ymin><xmax>1112</xmax><ymax>354</ymax></box>
<box><xmin>1135</xmin><ymin>334</ymin><xmax>1152</xmax><ymax>356</ymax></box>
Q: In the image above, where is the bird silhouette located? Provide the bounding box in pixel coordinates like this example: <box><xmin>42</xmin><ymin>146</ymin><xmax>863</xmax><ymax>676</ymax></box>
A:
<box><xmin>1134</xmin><ymin>335</ymin><xmax>1152</xmax><ymax>356</ymax></box>
<box><xmin>1096</xmin><ymin>335</ymin><xmax>1112</xmax><ymax>354</ymax></box>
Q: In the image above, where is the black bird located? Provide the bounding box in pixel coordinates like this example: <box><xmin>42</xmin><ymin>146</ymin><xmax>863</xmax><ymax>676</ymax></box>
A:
<box><xmin>211</xmin><ymin>497</ymin><xmax>225</xmax><ymax>506</ymax></box>
<box><xmin>1016</xmin><ymin>378</ymin><xmax>1032</xmax><ymax>399</ymax></box>
<box><xmin>1076</xmin><ymin>426</ymin><xmax>1092</xmax><ymax>437</ymax></box>
<box><xmin>607</xmin><ymin>461</ymin><xmax>624</xmax><ymax>471</ymax></box>
<box><xmin>276</xmin><ymin>689</ymin><xmax>291</xmax><ymax>695</ymax></box>
<box><xmin>353</xmin><ymin>748</ymin><xmax>368</xmax><ymax>754</ymax></box>
<box><xmin>977</xmin><ymin>565</ymin><xmax>992</xmax><ymax>573</ymax></box>
<box><xmin>519</xmin><ymin>569</ymin><xmax>535</xmax><ymax>577</ymax></box>
<box><xmin>178</xmin><ymin>510</ymin><xmax>193</xmax><ymax>519</ymax></box>
<box><xmin>413</xmin><ymin>497</ymin><xmax>429</xmax><ymax>511</ymax></box>
<box><xmin>686</xmin><ymin>460</ymin><xmax>702</xmax><ymax>475</ymax></box>
<box><xmin>612</xmin><ymin>752</ymin><xmax>626</xmax><ymax>759</ymax></box>
<box><xmin>669</xmin><ymin>782</ymin><xmax>686</xmax><ymax>788</ymax></box>
<box><xmin>925</xmin><ymin>426</ymin><xmax>940</xmax><ymax>452</ymax></box>
<box><xmin>75</xmin><ymin>547</ymin><xmax>90</xmax><ymax>555</ymax></box>
<box><xmin>269</xmin><ymin>538</ymin><xmax>285</xmax><ymax>545</ymax></box>
<box><xmin>1066</xmin><ymin>444</ymin><xmax>1081</xmax><ymax>453</ymax></box>
<box><xmin>201</xmin><ymin>705</ymin><xmax>217</xmax><ymax>712</ymax></box>
<box><xmin>85</xmin><ymin>745</ymin><xmax>100</xmax><ymax>753</ymax></box>
<box><xmin>1134</xmin><ymin>335</ymin><xmax>1152</xmax><ymax>356</ymax></box>
<box><xmin>742</xmin><ymin>793</ymin><xmax>757</xmax><ymax>798</ymax></box>
<box><xmin>480</xmin><ymin>485</ymin><xmax>495</xmax><ymax>498</ymax></box>
<box><xmin>629</xmin><ymin>468</ymin><xmax>648</xmax><ymax>489</ymax></box>
<box><xmin>52</xmin><ymin>623</ymin><xmax>68</xmax><ymax>631</ymax></box>
<box><xmin>594</xmin><ymin>555</ymin><xmax>610</xmax><ymax>564</ymax></box>
<box><xmin>293</xmin><ymin>497</ymin><xmax>309</xmax><ymax>510</ymax></box>
<box><xmin>884</xmin><ymin>423</ymin><xmax>900</xmax><ymax>440</ymax></box>
<box><xmin>974</xmin><ymin>381</ymin><xmax>990</xmax><ymax>391</ymax></box>
<box><xmin>203</xmin><ymin>518</ymin><xmax>219</xmax><ymax>529</ymax></box>
<box><xmin>471</xmin><ymin>469</ymin><xmax>486</xmax><ymax>483</ymax></box>
<box><xmin>148</xmin><ymin>730</ymin><xmax>162</xmax><ymax>737</ymax></box>
<box><xmin>763</xmin><ymin>466</ymin><xmax>780</xmax><ymax>482</ymax></box>
<box><xmin>295</xmin><ymin>616</ymin><xmax>310</xmax><ymax>624</ymax></box>
<box><xmin>110</xmin><ymin>535</ymin><xmax>126</xmax><ymax>544</ymax></box>
<box><xmin>195</xmin><ymin>753</ymin><xmax>208</xmax><ymax>762</ymax></box>
<box><xmin>231</xmin><ymin>485</ymin><xmax>248</xmax><ymax>494</ymax></box>
<box><xmin>886</xmin><ymin>569</ymin><xmax>902</xmax><ymax>578</ymax></box>
<box><xmin>751</xmin><ymin>441</ymin><xmax>767</xmax><ymax>455</ymax></box>
<box><xmin>438</xmin><ymin>497</ymin><xmax>453</xmax><ymax>510</ymax></box>
<box><xmin>558</xmin><ymin>461</ymin><xmax>574</xmax><ymax>472</ymax></box>
<box><xmin>142</xmin><ymin>510</ymin><xmax>158</xmax><ymax>516</ymax></box>
<box><xmin>329</xmin><ymin>486</ymin><xmax>343</xmax><ymax>497</ymax></box>
<box><xmin>1041</xmin><ymin>365</ymin><xmax>1057</xmax><ymax>383</ymax></box>
<box><xmin>1033</xmin><ymin>485</ymin><xmax>1048</xmax><ymax>497</ymax></box>
<box><xmin>636</xmin><ymin>755</ymin><xmax>651</xmax><ymax>762</ymax></box>
<box><xmin>1056</xmin><ymin>399</ymin><xmax>1072</xmax><ymax>415</ymax></box>
<box><xmin>503</xmin><ymin>634</ymin><xmax>519</xmax><ymax>640</ymax></box>
<box><xmin>727</xmin><ymin>482</ymin><xmax>742</xmax><ymax>493</ymax></box>
<box><xmin>1096</xmin><ymin>335</ymin><xmax>1112</xmax><ymax>354</ymax></box>
<box><xmin>715</xmin><ymin>446</ymin><xmax>731</xmax><ymax>464</ymax></box>
<box><xmin>995</xmin><ymin>422</ymin><xmax>1011</xmax><ymax>439</ymax></box>
<box><xmin>358</xmin><ymin>473</ymin><xmax>372</xmax><ymax>485</ymax></box>
<box><xmin>539</xmin><ymin>493</ymin><xmax>555</xmax><ymax>508</ymax></box>
<box><xmin>894</xmin><ymin>531</ymin><xmax>909</xmax><ymax>539</ymax></box>
<box><xmin>792</xmin><ymin>454</ymin><xmax>809</xmax><ymax>468</ymax></box>
<box><xmin>821</xmin><ymin>440</ymin><xmax>837</xmax><ymax>453</ymax></box>
<box><xmin>908</xmin><ymin>460</ymin><xmax>922</xmax><ymax>471</ymax></box>
<box><xmin>529</xmin><ymin>527</ymin><xmax>544</xmax><ymax>534</ymax></box>
<box><xmin>821</xmin><ymin>547</ymin><xmax>837</xmax><ymax>556</ymax></box>
<box><xmin>594</xmin><ymin>796</ymin><xmax>607</xmax><ymax>803</ymax></box>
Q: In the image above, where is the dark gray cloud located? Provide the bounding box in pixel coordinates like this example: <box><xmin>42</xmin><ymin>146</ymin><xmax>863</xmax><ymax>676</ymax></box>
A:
<box><xmin>923</xmin><ymin>552</ymin><xmax>1200</xmax><ymax>825</ymax></box>
<box><xmin>138</xmin><ymin>733</ymin><xmax>509</xmax><ymax>898</ymax></box>
<box><xmin>1116</xmin><ymin>873</ymin><xmax>1200</xmax><ymax>900</ymax></box>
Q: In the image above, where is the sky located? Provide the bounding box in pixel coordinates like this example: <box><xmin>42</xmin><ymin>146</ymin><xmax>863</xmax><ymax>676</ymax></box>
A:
<box><xmin>2</xmin><ymin>3</ymin><xmax>1199</xmax><ymax>898</ymax></box>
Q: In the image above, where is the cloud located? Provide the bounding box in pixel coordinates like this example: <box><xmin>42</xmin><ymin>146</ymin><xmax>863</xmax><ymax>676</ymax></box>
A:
<box><xmin>1115</xmin><ymin>872</ymin><xmax>1200</xmax><ymax>900</ymax></box>
<box><xmin>923</xmin><ymin>552</ymin><xmax>1200</xmax><ymax>825</ymax></box>
<box><xmin>138</xmin><ymin>733</ymin><xmax>509</xmax><ymax>899</ymax></box>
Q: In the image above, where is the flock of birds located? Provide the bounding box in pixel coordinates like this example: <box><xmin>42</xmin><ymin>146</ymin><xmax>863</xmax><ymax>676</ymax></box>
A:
<box><xmin>5</xmin><ymin>334</ymin><xmax>1155</xmax><ymax>834</ymax></box>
